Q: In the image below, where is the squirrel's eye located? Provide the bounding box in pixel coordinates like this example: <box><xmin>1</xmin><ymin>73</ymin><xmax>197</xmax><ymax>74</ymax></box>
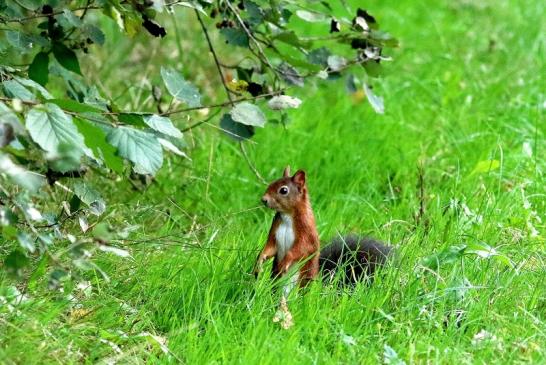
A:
<box><xmin>279</xmin><ymin>186</ymin><xmax>289</xmax><ymax>195</ymax></box>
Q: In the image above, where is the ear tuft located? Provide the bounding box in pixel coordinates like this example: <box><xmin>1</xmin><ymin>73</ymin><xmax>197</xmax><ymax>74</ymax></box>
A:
<box><xmin>292</xmin><ymin>169</ymin><xmax>306</xmax><ymax>186</ymax></box>
<box><xmin>283</xmin><ymin>165</ymin><xmax>291</xmax><ymax>178</ymax></box>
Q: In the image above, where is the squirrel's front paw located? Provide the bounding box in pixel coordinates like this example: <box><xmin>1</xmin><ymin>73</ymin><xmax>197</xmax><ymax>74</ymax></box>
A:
<box><xmin>252</xmin><ymin>264</ymin><xmax>263</xmax><ymax>278</ymax></box>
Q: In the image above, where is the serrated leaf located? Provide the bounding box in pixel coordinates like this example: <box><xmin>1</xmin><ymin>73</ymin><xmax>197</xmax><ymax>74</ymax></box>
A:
<box><xmin>73</xmin><ymin>117</ymin><xmax>124</xmax><ymax>174</ymax></box>
<box><xmin>219</xmin><ymin>113</ymin><xmax>254</xmax><ymax>141</ymax></box>
<box><xmin>230</xmin><ymin>102</ymin><xmax>266</xmax><ymax>127</ymax></box>
<box><xmin>53</xmin><ymin>43</ymin><xmax>82</xmax><ymax>75</ymax></box>
<box><xmin>158</xmin><ymin>137</ymin><xmax>189</xmax><ymax>159</ymax></box>
<box><xmin>160</xmin><ymin>67</ymin><xmax>201</xmax><ymax>107</ymax></box>
<box><xmin>74</xmin><ymin>181</ymin><xmax>106</xmax><ymax>216</ymax></box>
<box><xmin>2</xmin><ymin>79</ymin><xmax>35</xmax><ymax>101</ymax></box>
<box><xmin>106</xmin><ymin>127</ymin><xmax>163</xmax><ymax>175</ymax></box>
<box><xmin>13</xmin><ymin>76</ymin><xmax>53</xmax><ymax>99</ymax></box>
<box><xmin>363</xmin><ymin>83</ymin><xmax>384</xmax><ymax>114</ymax></box>
<box><xmin>144</xmin><ymin>115</ymin><xmax>183</xmax><ymax>138</ymax></box>
<box><xmin>267</xmin><ymin>95</ymin><xmax>302</xmax><ymax>110</ymax></box>
<box><xmin>0</xmin><ymin>153</ymin><xmax>45</xmax><ymax>192</ymax></box>
<box><xmin>25</xmin><ymin>104</ymin><xmax>85</xmax><ymax>153</ymax></box>
<box><xmin>28</xmin><ymin>52</ymin><xmax>49</xmax><ymax>86</ymax></box>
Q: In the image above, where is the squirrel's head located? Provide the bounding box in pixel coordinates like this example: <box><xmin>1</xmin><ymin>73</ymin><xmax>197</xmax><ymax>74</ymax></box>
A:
<box><xmin>261</xmin><ymin>166</ymin><xmax>307</xmax><ymax>213</ymax></box>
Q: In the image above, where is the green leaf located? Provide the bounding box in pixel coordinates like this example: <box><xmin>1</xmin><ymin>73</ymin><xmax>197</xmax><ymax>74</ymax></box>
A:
<box><xmin>83</xmin><ymin>25</ymin><xmax>105</xmax><ymax>45</ymax></box>
<box><xmin>13</xmin><ymin>0</ymin><xmax>41</xmax><ymax>10</ymax></box>
<box><xmin>47</xmin><ymin>99</ymin><xmax>103</xmax><ymax>114</ymax></box>
<box><xmin>274</xmin><ymin>31</ymin><xmax>309</xmax><ymax>48</ymax></box>
<box><xmin>279</xmin><ymin>63</ymin><xmax>304</xmax><ymax>87</ymax></box>
<box><xmin>307</xmin><ymin>47</ymin><xmax>331</xmax><ymax>67</ymax></box>
<box><xmin>47</xmin><ymin>142</ymin><xmax>83</xmax><ymax>173</ymax></box>
<box><xmin>5</xmin><ymin>31</ymin><xmax>33</xmax><ymax>52</ymax></box>
<box><xmin>466</xmin><ymin>242</ymin><xmax>512</xmax><ymax>267</ymax></box>
<box><xmin>230</xmin><ymin>102</ymin><xmax>266</xmax><ymax>127</ymax></box>
<box><xmin>244</xmin><ymin>0</ymin><xmax>264</xmax><ymax>25</ymax></box>
<box><xmin>363</xmin><ymin>83</ymin><xmax>384</xmax><ymax>114</ymax></box>
<box><xmin>73</xmin><ymin>117</ymin><xmax>124</xmax><ymax>174</ymax></box>
<box><xmin>74</xmin><ymin>181</ymin><xmax>106</xmax><ymax>216</ymax></box>
<box><xmin>143</xmin><ymin>115</ymin><xmax>183</xmax><ymax>138</ymax></box>
<box><xmin>0</xmin><ymin>153</ymin><xmax>46</xmax><ymax>192</ymax></box>
<box><xmin>118</xmin><ymin>113</ymin><xmax>147</xmax><ymax>127</ymax></box>
<box><xmin>52</xmin><ymin>43</ymin><xmax>82</xmax><ymax>75</ymax></box>
<box><xmin>220</xmin><ymin>28</ymin><xmax>249</xmax><ymax>47</ymax></box>
<box><xmin>327</xmin><ymin>55</ymin><xmax>347</xmax><ymax>72</ymax></box>
<box><xmin>28</xmin><ymin>52</ymin><xmax>50</xmax><ymax>86</ymax></box>
<box><xmin>17</xmin><ymin>231</ymin><xmax>35</xmax><ymax>253</ymax></box>
<box><xmin>363</xmin><ymin>60</ymin><xmax>382</xmax><ymax>78</ymax></box>
<box><xmin>0</xmin><ymin>102</ymin><xmax>24</xmax><ymax>133</ymax></box>
<box><xmin>470</xmin><ymin>160</ymin><xmax>500</xmax><ymax>175</ymax></box>
<box><xmin>160</xmin><ymin>67</ymin><xmax>201</xmax><ymax>107</ymax></box>
<box><xmin>13</xmin><ymin>76</ymin><xmax>53</xmax><ymax>99</ymax></box>
<box><xmin>4</xmin><ymin>250</ymin><xmax>29</xmax><ymax>279</ymax></box>
<box><xmin>25</xmin><ymin>104</ymin><xmax>85</xmax><ymax>153</ymax></box>
<box><xmin>421</xmin><ymin>245</ymin><xmax>466</xmax><ymax>270</ymax></box>
<box><xmin>219</xmin><ymin>113</ymin><xmax>254</xmax><ymax>141</ymax></box>
<box><xmin>107</xmin><ymin>127</ymin><xmax>163</xmax><ymax>175</ymax></box>
<box><xmin>281</xmin><ymin>55</ymin><xmax>322</xmax><ymax>72</ymax></box>
<box><xmin>0</xmin><ymin>207</ymin><xmax>18</xmax><ymax>226</ymax></box>
<box><xmin>158</xmin><ymin>137</ymin><xmax>188</xmax><ymax>158</ymax></box>
<box><xmin>267</xmin><ymin>95</ymin><xmax>302</xmax><ymax>110</ymax></box>
<box><xmin>2</xmin><ymin>79</ymin><xmax>36</xmax><ymax>101</ymax></box>
<box><xmin>295</xmin><ymin>10</ymin><xmax>328</xmax><ymax>23</ymax></box>
<box><xmin>61</xmin><ymin>9</ymin><xmax>83</xmax><ymax>27</ymax></box>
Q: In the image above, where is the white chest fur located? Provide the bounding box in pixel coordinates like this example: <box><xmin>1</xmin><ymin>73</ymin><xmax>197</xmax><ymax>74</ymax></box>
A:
<box><xmin>275</xmin><ymin>214</ymin><xmax>295</xmax><ymax>261</ymax></box>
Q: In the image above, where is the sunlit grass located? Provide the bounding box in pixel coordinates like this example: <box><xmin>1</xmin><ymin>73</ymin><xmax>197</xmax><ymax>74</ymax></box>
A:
<box><xmin>1</xmin><ymin>0</ymin><xmax>544</xmax><ymax>363</ymax></box>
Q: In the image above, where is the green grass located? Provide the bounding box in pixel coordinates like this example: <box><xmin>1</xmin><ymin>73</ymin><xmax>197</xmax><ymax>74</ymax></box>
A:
<box><xmin>1</xmin><ymin>0</ymin><xmax>545</xmax><ymax>363</ymax></box>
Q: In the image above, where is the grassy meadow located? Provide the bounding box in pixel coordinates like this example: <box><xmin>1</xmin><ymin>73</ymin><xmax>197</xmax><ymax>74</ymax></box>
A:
<box><xmin>1</xmin><ymin>0</ymin><xmax>545</xmax><ymax>363</ymax></box>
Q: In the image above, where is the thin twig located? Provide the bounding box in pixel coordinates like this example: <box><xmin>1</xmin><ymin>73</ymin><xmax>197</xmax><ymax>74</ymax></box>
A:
<box><xmin>225</xmin><ymin>0</ymin><xmax>279</xmax><ymax>78</ymax></box>
<box><xmin>0</xmin><ymin>91</ymin><xmax>284</xmax><ymax>117</ymax></box>
<box><xmin>239</xmin><ymin>143</ymin><xmax>267</xmax><ymax>184</ymax></box>
<box><xmin>194</xmin><ymin>7</ymin><xmax>267</xmax><ymax>183</ymax></box>
<box><xmin>194</xmin><ymin>9</ymin><xmax>234</xmax><ymax>105</ymax></box>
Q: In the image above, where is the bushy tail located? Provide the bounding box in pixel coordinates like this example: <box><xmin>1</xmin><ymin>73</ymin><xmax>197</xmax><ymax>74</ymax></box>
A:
<box><xmin>319</xmin><ymin>234</ymin><xmax>393</xmax><ymax>284</ymax></box>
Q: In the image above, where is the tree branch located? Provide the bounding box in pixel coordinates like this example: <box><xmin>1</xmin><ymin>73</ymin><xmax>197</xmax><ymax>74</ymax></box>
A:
<box><xmin>194</xmin><ymin>9</ymin><xmax>234</xmax><ymax>105</ymax></box>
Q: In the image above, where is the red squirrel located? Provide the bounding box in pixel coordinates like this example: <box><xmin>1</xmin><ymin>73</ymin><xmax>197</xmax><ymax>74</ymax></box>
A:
<box><xmin>255</xmin><ymin>166</ymin><xmax>392</xmax><ymax>287</ymax></box>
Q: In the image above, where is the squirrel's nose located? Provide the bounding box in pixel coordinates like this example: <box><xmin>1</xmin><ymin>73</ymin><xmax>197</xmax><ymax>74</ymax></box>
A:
<box><xmin>261</xmin><ymin>197</ymin><xmax>268</xmax><ymax>206</ymax></box>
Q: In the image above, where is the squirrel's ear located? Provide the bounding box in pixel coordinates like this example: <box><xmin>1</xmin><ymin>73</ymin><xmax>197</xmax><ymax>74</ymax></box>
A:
<box><xmin>292</xmin><ymin>170</ymin><xmax>306</xmax><ymax>186</ymax></box>
<box><xmin>283</xmin><ymin>165</ymin><xmax>291</xmax><ymax>177</ymax></box>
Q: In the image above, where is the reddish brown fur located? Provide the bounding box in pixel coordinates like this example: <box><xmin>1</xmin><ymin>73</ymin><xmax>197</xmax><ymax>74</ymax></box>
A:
<box><xmin>254</xmin><ymin>166</ymin><xmax>320</xmax><ymax>287</ymax></box>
